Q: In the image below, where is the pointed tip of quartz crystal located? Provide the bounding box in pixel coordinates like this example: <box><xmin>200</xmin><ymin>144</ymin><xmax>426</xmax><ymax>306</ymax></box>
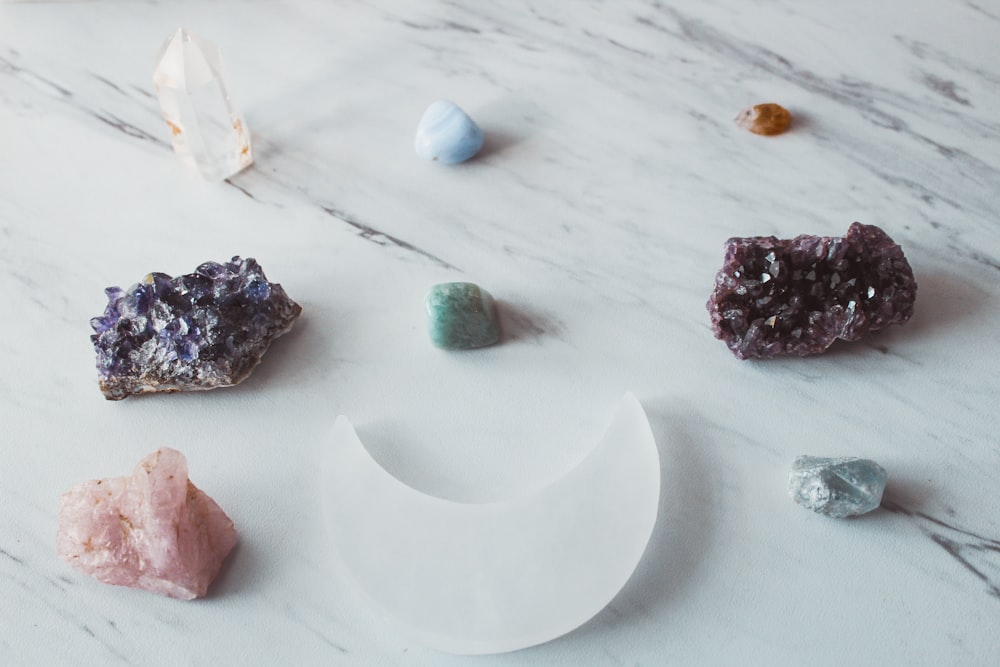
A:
<box><xmin>153</xmin><ymin>29</ymin><xmax>184</xmax><ymax>87</ymax></box>
<box><xmin>154</xmin><ymin>28</ymin><xmax>187</xmax><ymax>61</ymax></box>
<box><xmin>153</xmin><ymin>27</ymin><xmax>224</xmax><ymax>92</ymax></box>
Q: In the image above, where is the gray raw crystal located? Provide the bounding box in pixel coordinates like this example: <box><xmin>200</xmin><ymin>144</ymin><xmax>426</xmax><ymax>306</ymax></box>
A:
<box><xmin>90</xmin><ymin>257</ymin><xmax>301</xmax><ymax>400</ymax></box>
<box><xmin>788</xmin><ymin>456</ymin><xmax>888</xmax><ymax>518</ymax></box>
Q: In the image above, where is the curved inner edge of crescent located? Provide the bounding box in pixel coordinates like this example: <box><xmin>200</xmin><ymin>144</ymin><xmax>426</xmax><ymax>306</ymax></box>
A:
<box><xmin>321</xmin><ymin>392</ymin><xmax>662</xmax><ymax>655</ymax></box>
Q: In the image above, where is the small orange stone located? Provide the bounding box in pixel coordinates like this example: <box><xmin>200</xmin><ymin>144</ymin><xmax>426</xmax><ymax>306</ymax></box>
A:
<box><xmin>734</xmin><ymin>103</ymin><xmax>792</xmax><ymax>136</ymax></box>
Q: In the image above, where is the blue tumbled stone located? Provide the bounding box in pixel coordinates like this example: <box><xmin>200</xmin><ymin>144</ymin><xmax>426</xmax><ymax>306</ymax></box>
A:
<box><xmin>788</xmin><ymin>456</ymin><xmax>888</xmax><ymax>518</ymax></box>
<box><xmin>425</xmin><ymin>282</ymin><xmax>500</xmax><ymax>350</ymax></box>
<box><xmin>414</xmin><ymin>100</ymin><xmax>485</xmax><ymax>164</ymax></box>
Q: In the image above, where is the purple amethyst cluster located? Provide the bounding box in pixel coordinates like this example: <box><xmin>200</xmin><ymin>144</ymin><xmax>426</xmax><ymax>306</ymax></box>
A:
<box><xmin>91</xmin><ymin>257</ymin><xmax>302</xmax><ymax>400</ymax></box>
<box><xmin>707</xmin><ymin>223</ymin><xmax>917</xmax><ymax>359</ymax></box>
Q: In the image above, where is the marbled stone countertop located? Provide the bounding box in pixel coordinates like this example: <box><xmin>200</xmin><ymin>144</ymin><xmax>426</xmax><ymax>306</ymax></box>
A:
<box><xmin>1</xmin><ymin>1</ymin><xmax>998</xmax><ymax>664</ymax></box>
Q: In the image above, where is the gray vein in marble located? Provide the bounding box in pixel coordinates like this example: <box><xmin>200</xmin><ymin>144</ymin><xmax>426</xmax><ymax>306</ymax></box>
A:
<box><xmin>89</xmin><ymin>110</ymin><xmax>166</xmax><ymax>145</ymax></box>
<box><xmin>884</xmin><ymin>500</ymin><xmax>1000</xmax><ymax>600</ymax></box>
<box><xmin>42</xmin><ymin>576</ymin><xmax>68</xmax><ymax>594</ymax></box>
<box><xmin>920</xmin><ymin>71</ymin><xmax>972</xmax><ymax>106</ymax></box>
<box><xmin>321</xmin><ymin>205</ymin><xmax>459</xmax><ymax>271</ymax></box>
<box><xmin>6</xmin><ymin>571</ymin><xmax>134</xmax><ymax>664</ymax></box>
<box><xmin>0</xmin><ymin>546</ymin><xmax>25</xmax><ymax>565</ymax></box>
<box><xmin>128</xmin><ymin>84</ymin><xmax>154</xmax><ymax>100</ymax></box>
<box><xmin>1</xmin><ymin>47</ymin><xmax>463</xmax><ymax>277</ymax></box>
<box><xmin>582</xmin><ymin>28</ymin><xmax>654</xmax><ymax>60</ymax></box>
<box><xmin>90</xmin><ymin>72</ymin><xmax>127</xmax><ymax>96</ymax></box>
<box><xmin>395</xmin><ymin>2</ymin><xmax>998</xmax><ymax>314</ymax></box>
<box><xmin>282</xmin><ymin>604</ymin><xmax>350</xmax><ymax>654</ymax></box>
<box><xmin>635</xmin><ymin>4</ymin><xmax>1000</xmax><ymax>266</ymax></box>
<box><xmin>0</xmin><ymin>52</ymin><xmax>72</xmax><ymax>98</ymax></box>
<box><xmin>224</xmin><ymin>178</ymin><xmax>258</xmax><ymax>201</ymax></box>
<box><xmin>527</xmin><ymin>6</ymin><xmax>565</xmax><ymax>28</ymax></box>
<box><xmin>964</xmin><ymin>249</ymin><xmax>1000</xmax><ymax>273</ymax></box>
<box><xmin>223</xmin><ymin>178</ymin><xmax>283</xmax><ymax>207</ymax></box>
<box><xmin>1</xmin><ymin>3</ymin><xmax>998</xmax><ymax>662</ymax></box>
<box><xmin>400</xmin><ymin>18</ymin><xmax>480</xmax><ymax>34</ymax></box>
<box><xmin>899</xmin><ymin>36</ymin><xmax>1000</xmax><ymax>88</ymax></box>
<box><xmin>965</xmin><ymin>1</ymin><xmax>1000</xmax><ymax>22</ymax></box>
<box><xmin>0</xmin><ymin>50</ymin><xmax>166</xmax><ymax>153</ymax></box>
<box><xmin>652</xmin><ymin>5</ymin><xmax>998</xmax><ymax>162</ymax></box>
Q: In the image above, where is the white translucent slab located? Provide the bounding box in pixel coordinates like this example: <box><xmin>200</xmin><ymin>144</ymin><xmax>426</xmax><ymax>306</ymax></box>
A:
<box><xmin>321</xmin><ymin>393</ymin><xmax>661</xmax><ymax>654</ymax></box>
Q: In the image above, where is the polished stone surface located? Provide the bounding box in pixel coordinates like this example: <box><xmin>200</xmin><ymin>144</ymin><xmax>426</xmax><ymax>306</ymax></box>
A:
<box><xmin>414</xmin><ymin>100</ymin><xmax>484</xmax><ymax>164</ymax></box>
<box><xmin>425</xmin><ymin>282</ymin><xmax>499</xmax><ymax>349</ymax></box>
<box><xmin>2</xmin><ymin>1</ymin><xmax>999</xmax><ymax>665</ymax></box>
<box><xmin>734</xmin><ymin>103</ymin><xmax>792</xmax><ymax>136</ymax></box>
<box><xmin>788</xmin><ymin>456</ymin><xmax>888</xmax><ymax>518</ymax></box>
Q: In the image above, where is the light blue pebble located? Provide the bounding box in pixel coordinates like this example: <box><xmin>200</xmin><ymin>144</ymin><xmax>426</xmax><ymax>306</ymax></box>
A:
<box><xmin>414</xmin><ymin>100</ymin><xmax>484</xmax><ymax>164</ymax></box>
<box><xmin>788</xmin><ymin>456</ymin><xmax>888</xmax><ymax>518</ymax></box>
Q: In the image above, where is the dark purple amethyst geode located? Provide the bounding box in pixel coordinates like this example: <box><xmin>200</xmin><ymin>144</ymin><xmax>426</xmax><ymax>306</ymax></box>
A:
<box><xmin>707</xmin><ymin>223</ymin><xmax>917</xmax><ymax>359</ymax></box>
<box><xmin>91</xmin><ymin>257</ymin><xmax>302</xmax><ymax>400</ymax></box>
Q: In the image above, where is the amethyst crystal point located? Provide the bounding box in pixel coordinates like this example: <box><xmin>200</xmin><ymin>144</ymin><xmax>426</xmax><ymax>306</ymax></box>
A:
<box><xmin>91</xmin><ymin>257</ymin><xmax>301</xmax><ymax>400</ymax></box>
<box><xmin>707</xmin><ymin>223</ymin><xmax>917</xmax><ymax>359</ymax></box>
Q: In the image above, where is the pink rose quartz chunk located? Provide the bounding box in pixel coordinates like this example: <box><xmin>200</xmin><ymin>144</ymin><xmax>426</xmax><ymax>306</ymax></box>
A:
<box><xmin>56</xmin><ymin>448</ymin><xmax>237</xmax><ymax>600</ymax></box>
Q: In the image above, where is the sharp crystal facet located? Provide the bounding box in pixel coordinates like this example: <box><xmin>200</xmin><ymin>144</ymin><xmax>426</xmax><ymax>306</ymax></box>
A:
<box><xmin>153</xmin><ymin>28</ymin><xmax>252</xmax><ymax>180</ymax></box>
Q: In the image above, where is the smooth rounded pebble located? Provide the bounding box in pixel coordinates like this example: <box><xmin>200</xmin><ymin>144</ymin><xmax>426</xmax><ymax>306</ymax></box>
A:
<box><xmin>414</xmin><ymin>100</ymin><xmax>485</xmax><ymax>164</ymax></box>
<box><xmin>734</xmin><ymin>102</ymin><xmax>792</xmax><ymax>135</ymax></box>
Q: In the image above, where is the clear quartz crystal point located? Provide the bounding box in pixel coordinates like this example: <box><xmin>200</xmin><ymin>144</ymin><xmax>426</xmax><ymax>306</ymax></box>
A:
<box><xmin>153</xmin><ymin>28</ymin><xmax>252</xmax><ymax>180</ymax></box>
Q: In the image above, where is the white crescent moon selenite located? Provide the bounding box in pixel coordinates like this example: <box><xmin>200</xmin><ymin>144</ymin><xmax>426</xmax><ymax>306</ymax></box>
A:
<box><xmin>321</xmin><ymin>393</ymin><xmax>661</xmax><ymax>654</ymax></box>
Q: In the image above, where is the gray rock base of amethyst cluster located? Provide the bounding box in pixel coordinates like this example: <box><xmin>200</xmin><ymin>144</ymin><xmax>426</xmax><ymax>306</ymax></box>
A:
<box><xmin>707</xmin><ymin>223</ymin><xmax>917</xmax><ymax>359</ymax></box>
<box><xmin>788</xmin><ymin>456</ymin><xmax>888</xmax><ymax>518</ymax></box>
<box><xmin>91</xmin><ymin>257</ymin><xmax>302</xmax><ymax>400</ymax></box>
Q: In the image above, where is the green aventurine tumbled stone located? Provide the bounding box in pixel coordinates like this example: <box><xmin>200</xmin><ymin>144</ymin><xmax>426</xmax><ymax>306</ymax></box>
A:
<box><xmin>425</xmin><ymin>282</ymin><xmax>500</xmax><ymax>350</ymax></box>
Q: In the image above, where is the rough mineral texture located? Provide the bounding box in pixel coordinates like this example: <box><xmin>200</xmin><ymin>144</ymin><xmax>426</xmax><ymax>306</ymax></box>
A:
<box><xmin>707</xmin><ymin>223</ymin><xmax>917</xmax><ymax>359</ymax></box>
<box><xmin>56</xmin><ymin>448</ymin><xmax>237</xmax><ymax>599</ymax></box>
<box><xmin>91</xmin><ymin>256</ymin><xmax>301</xmax><ymax>399</ymax></box>
<box><xmin>425</xmin><ymin>282</ymin><xmax>501</xmax><ymax>350</ymax></box>
<box><xmin>788</xmin><ymin>455</ymin><xmax>888</xmax><ymax>518</ymax></box>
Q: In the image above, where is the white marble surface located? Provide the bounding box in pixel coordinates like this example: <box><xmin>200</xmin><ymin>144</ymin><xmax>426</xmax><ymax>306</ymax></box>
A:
<box><xmin>2</xmin><ymin>0</ymin><xmax>999</xmax><ymax>664</ymax></box>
